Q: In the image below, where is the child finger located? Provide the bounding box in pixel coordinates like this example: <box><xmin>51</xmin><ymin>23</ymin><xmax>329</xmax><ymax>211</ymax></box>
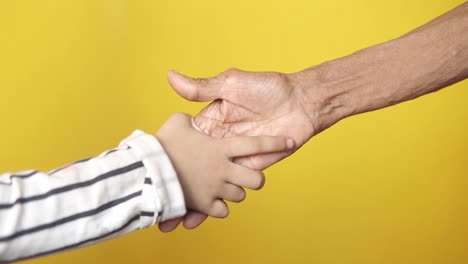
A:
<box><xmin>209</xmin><ymin>199</ymin><xmax>230</xmax><ymax>218</ymax></box>
<box><xmin>233</xmin><ymin>151</ymin><xmax>291</xmax><ymax>171</ymax></box>
<box><xmin>220</xmin><ymin>184</ymin><xmax>246</xmax><ymax>203</ymax></box>
<box><xmin>227</xmin><ymin>166</ymin><xmax>266</xmax><ymax>190</ymax></box>
<box><xmin>182</xmin><ymin>211</ymin><xmax>208</xmax><ymax>229</ymax></box>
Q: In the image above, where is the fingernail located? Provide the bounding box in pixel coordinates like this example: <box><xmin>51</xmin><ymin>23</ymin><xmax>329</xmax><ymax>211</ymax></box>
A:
<box><xmin>287</xmin><ymin>138</ymin><xmax>295</xmax><ymax>149</ymax></box>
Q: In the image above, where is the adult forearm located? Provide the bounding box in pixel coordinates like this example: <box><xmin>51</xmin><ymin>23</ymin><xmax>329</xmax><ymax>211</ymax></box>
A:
<box><xmin>290</xmin><ymin>3</ymin><xmax>468</xmax><ymax>132</ymax></box>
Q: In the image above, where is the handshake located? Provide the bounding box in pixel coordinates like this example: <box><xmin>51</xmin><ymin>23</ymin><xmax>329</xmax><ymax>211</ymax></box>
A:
<box><xmin>156</xmin><ymin>112</ymin><xmax>294</xmax><ymax>220</ymax></box>
<box><xmin>156</xmin><ymin>69</ymin><xmax>316</xmax><ymax>231</ymax></box>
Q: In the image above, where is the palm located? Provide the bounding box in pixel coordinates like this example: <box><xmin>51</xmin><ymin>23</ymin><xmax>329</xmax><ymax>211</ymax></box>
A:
<box><xmin>193</xmin><ymin>70</ymin><xmax>315</xmax><ymax>170</ymax></box>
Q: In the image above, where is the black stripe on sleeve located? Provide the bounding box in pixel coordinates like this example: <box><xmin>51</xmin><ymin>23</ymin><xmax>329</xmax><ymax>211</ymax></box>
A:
<box><xmin>104</xmin><ymin>146</ymin><xmax>131</xmax><ymax>157</ymax></box>
<box><xmin>1</xmin><ymin>145</ymin><xmax>132</xmax><ymax>186</ymax></box>
<box><xmin>104</xmin><ymin>149</ymin><xmax>119</xmax><ymax>156</ymax></box>
<box><xmin>0</xmin><ymin>171</ymin><xmax>38</xmax><ymax>186</ymax></box>
<box><xmin>0</xmin><ymin>161</ymin><xmax>144</xmax><ymax>210</ymax></box>
<box><xmin>141</xmin><ymin>211</ymin><xmax>155</xmax><ymax>217</ymax></box>
<box><xmin>9</xmin><ymin>171</ymin><xmax>38</xmax><ymax>180</ymax></box>
<box><xmin>144</xmin><ymin>178</ymin><xmax>152</xmax><ymax>185</ymax></box>
<box><xmin>50</xmin><ymin>145</ymin><xmax>131</xmax><ymax>175</ymax></box>
<box><xmin>5</xmin><ymin>214</ymin><xmax>141</xmax><ymax>263</ymax></box>
<box><xmin>0</xmin><ymin>190</ymin><xmax>142</xmax><ymax>242</ymax></box>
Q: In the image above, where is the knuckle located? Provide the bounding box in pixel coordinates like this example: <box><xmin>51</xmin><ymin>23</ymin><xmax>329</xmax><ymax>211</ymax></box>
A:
<box><xmin>210</xmin><ymin>202</ymin><xmax>229</xmax><ymax>218</ymax></box>
<box><xmin>274</xmin><ymin>71</ymin><xmax>290</xmax><ymax>85</ymax></box>
<box><xmin>201</xmin><ymin>197</ymin><xmax>216</xmax><ymax>213</ymax></box>
<box><xmin>192</xmin><ymin>77</ymin><xmax>209</xmax><ymax>88</ymax></box>
<box><xmin>186</xmin><ymin>89</ymin><xmax>199</xmax><ymax>101</ymax></box>
<box><xmin>222</xmin><ymin>68</ymin><xmax>241</xmax><ymax>84</ymax></box>
<box><xmin>170</xmin><ymin>112</ymin><xmax>189</xmax><ymax>124</ymax></box>
<box><xmin>223</xmin><ymin>67</ymin><xmax>240</xmax><ymax>76</ymax></box>
<box><xmin>206</xmin><ymin>204</ymin><xmax>218</xmax><ymax>216</ymax></box>
<box><xmin>200</xmin><ymin>203</ymin><xmax>212</xmax><ymax>214</ymax></box>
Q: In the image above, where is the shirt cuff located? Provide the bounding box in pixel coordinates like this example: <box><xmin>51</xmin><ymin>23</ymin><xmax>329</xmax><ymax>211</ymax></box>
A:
<box><xmin>120</xmin><ymin>130</ymin><xmax>186</xmax><ymax>228</ymax></box>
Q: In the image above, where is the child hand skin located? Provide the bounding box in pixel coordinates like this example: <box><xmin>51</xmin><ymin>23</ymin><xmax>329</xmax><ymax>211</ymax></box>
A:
<box><xmin>156</xmin><ymin>113</ymin><xmax>295</xmax><ymax>218</ymax></box>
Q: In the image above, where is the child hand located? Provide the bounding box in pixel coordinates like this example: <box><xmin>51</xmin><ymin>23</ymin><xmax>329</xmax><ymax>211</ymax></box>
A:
<box><xmin>156</xmin><ymin>113</ymin><xmax>294</xmax><ymax>218</ymax></box>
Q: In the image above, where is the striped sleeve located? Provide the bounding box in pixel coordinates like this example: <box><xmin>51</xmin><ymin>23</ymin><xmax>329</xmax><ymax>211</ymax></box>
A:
<box><xmin>0</xmin><ymin>130</ymin><xmax>186</xmax><ymax>263</ymax></box>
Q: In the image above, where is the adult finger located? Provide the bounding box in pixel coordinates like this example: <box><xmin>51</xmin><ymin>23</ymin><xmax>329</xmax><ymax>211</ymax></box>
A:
<box><xmin>167</xmin><ymin>70</ymin><xmax>223</xmax><ymax>102</ymax></box>
<box><xmin>158</xmin><ymin>217</ymin><xmax>183</xmax><ymax>232</ymax></box>
<box><xmin>182</xmin><ymin>211</ymin><xmax>209</xmax><ymax>229</ymax></box>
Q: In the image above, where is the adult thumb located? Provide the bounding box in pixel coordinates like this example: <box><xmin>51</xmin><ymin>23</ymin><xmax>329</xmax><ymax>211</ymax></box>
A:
<box><xmin>167</xmin><ymin>70</ymin><xmax>221</xmax><ymax>102</ymax></box>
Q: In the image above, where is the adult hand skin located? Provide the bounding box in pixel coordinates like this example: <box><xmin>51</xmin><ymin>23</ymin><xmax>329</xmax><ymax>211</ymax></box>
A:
<box><xmin>170</xmin><ymin>69</ymin><xmax>316</xmax><ymax>170</ymax></box>
<box><xmin>159</xmin><ymin>70</ymin><xmax>312</xmax><ymax>232</ymax></box>
<box><xmin>159</xmin><ymin>2</ymin><xmax>468</xmax><ymax>232</ymax></box>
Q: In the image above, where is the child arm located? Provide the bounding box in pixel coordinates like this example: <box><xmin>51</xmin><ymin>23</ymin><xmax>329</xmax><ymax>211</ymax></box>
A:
<box><xmin>0</xmin><ymin>130</ymin><xmax>185</xmax><ymax>262</ymax></box>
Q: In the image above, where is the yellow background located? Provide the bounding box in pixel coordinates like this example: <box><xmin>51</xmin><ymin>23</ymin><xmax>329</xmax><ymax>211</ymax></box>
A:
<box><xmin>1</xmin><ymin>0</ymin><xmax>467</xmax><ymax>263</ymax></box>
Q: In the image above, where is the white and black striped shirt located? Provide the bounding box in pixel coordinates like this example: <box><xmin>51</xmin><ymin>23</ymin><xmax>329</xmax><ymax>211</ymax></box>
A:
<box><xmin>0</xmin><ymin>130</ymin><xmax>186</xmax><ymax>263</ymax></box>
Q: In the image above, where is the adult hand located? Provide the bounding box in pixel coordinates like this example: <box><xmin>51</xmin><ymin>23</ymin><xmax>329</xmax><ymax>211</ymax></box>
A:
<box><xmin>170</xmin><ymin>68</ymin><xmax>320</xmax><ymax>169</ymax></box>
<box><xmin>159</xmin><ymin>68</ymin><xmax>323</xmax><ymax>232</ymax></box>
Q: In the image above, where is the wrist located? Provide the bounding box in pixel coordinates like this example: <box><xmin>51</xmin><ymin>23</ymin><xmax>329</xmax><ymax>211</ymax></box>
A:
<box><xmin>287</xmin><ymin>36</ymin><xmax>406</xmax><ymax>133</ymax></box>
<box><xmin>287</xmin><ymin>63</ymin><xmax>355</xmax><ymax>134</ymax></box>
<box><xmin>123</xmin><ymin>130</ymin><xmax>187</xmax><ymax>222</ymax></box>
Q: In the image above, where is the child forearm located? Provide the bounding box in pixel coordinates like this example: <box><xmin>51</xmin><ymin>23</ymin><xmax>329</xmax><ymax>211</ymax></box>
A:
<box><xmin>0</xmin><ymin>131</ymin><xmax>186</xmax><ymax>262</ymax></box>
